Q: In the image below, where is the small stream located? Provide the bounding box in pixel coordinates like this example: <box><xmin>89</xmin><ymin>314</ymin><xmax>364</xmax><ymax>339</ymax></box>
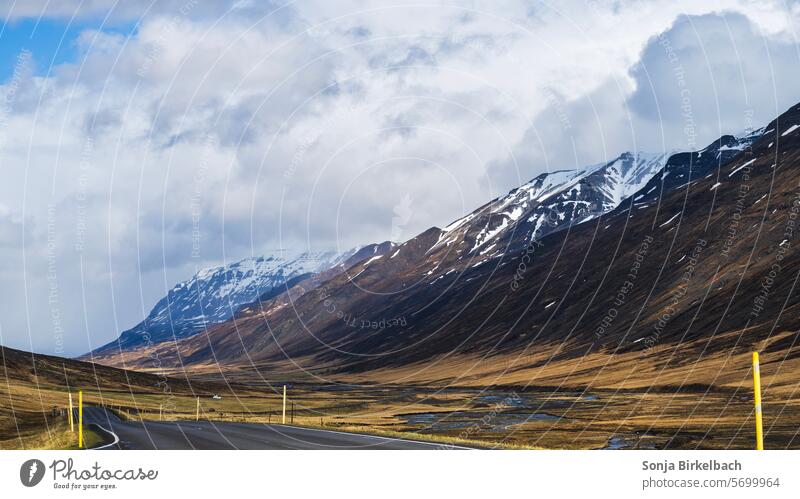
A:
<box><xmin>400</xmin><ymin>390</ymin><xmax>592</xmax><ymax>431</ymax></box>
<box><xmin>402</xmin><ymin>410</ymin><xmax>561</xmax><ymax>431</ymax></box>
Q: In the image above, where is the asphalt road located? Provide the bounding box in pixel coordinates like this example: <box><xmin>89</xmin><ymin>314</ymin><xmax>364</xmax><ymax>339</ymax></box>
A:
<box><xmin>79</xmin><ymin>406</ymin><xmax>465</xmax><ymax>450</ymax></box>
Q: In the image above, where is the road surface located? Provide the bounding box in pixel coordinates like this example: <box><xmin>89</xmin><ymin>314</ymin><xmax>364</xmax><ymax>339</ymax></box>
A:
<box><xmin>80</xmin><ymin>406</ymin><xmax>466</xmax><ymax>450</ymax></box>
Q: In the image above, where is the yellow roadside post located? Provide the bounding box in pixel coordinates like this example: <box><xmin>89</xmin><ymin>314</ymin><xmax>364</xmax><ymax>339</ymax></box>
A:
<box><xmin>282</xmin><ymin>385</ymin><xmax>287</xmax><ymax>424</ymax></box>
<box><xmin>195</xmin><ymin>397</ymin><xmax>200</xmax><ymax>421</ymax></box>
<box><xmin>78</xmin><ymin>391</ymin><xmax>83</xmax><ymax>449</ymax></box>
<box><xmin>68</xmin><ymin>392</ymin><xmax>74</xmax><ymax>432</ymax></box>
<box><xmin>752</xmin><ymin>352</ymin><xmax>764</xmax><ymax>450</ymax></box>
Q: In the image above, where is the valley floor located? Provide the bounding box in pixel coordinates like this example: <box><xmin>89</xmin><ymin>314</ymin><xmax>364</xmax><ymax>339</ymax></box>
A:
<box><xmin>5</xmin><ymin>381</ymin><xmax>798</xmax><ymax>449</ymax></box>
<box><xmin>4</xmin><ymin>332</ymin><xmax>800</xmax><ymax>449</ymax></box>
<box><xmin>114</xmin><ymin>331</ymin><xmax>800</xmax><ymax>450</ymax></box>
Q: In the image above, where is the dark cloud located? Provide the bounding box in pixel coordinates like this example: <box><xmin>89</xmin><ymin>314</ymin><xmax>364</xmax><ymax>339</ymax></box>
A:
<box><xmin>495</xmin><ymin>10</ymin><xmax>800</xmax><ymax>189</ymax></box>
<box><xmin>628</xmin><ymin>12</ymin><xmax>800</xmax><ymax>147</ymax></box>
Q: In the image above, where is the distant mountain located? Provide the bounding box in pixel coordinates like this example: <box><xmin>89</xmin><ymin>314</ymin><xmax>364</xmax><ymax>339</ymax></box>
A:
<box><xmin>87</xmin><ymin>148</ymin><xmax>689</xmax><ymax>368</ymax></box>
<box><xmin>89</xmin><ymin>151</ymin><xmax>673</xmax><ymax>362</ymax></box>
<box><xmin>90</xmin><ymin>106</ymin><xmax>790</xmax><ymax>379</ymax></box>
<box><xmin>85</xmin><ymin>244</ymin><xmax>394</xmax><ymax>358</ymax></box>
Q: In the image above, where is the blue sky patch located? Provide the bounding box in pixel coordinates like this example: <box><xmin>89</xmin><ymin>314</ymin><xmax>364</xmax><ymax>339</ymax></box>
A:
<box><xmin>0</xmin><ymin>17</ymin><xmax>136</xmax><ymax>81</ymax></box>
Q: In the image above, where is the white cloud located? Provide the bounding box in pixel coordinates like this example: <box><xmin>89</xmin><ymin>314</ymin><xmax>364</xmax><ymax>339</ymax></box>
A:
<box><xmin>0</xmin><ymin>1</ymin><xmax>798</xmax><ymax>355</ymax></box>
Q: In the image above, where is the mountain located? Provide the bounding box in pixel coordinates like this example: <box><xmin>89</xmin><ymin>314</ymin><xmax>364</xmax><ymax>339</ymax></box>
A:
<box><xmin>86</xmin><ymin>244</ymin><xmax>395</xmax><ymax>359</ymax></box>
<box><xmin>89</xmin><ymin>102</ymin><xmax>800</xmax><ymax>394</ymax></box>
<box><xmin>427</xmin><ymin>151</ymin><xmax>673</xmax><ymax>263</ymax></box>
<box><xmin>88</xmin><ymin>151</ymin><xmax>670</xmax><ymax>363</ymax></box>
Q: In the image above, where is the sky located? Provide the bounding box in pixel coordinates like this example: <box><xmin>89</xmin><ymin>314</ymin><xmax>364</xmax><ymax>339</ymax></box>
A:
<box><xmin>1</xmin><ymin>0</ymin><xmax>799</xmax><ymax>356</ymax></box>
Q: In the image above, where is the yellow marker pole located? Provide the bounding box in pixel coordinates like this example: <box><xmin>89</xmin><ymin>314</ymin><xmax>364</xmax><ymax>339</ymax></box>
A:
<box><xmin>195</xmin><ymin>397</ymin><xmax>200</xmax><ymax>421</ymax></box>
<box><xmin>67</xmin><ymin>392</ymin><xmax>74</xmax><ymax>432</ymax></box>
<box><xmin>78</xmin><ymin>391</ymin><xmax>83</xmax><ymax>449</ymax></box>
<box><xmin>282</xmin><ymin>385</ymin><xmax>287</xmax><ymax>424</ymax></box>
<box><xmin>159</xmin><ymin>404</ymin><xmax>163</xmax><ymax>421</ymax></box>
<box><xmin>752</xmin><ymin>352</ymin><xmax>764</xmax><ymax>450</ymax></box>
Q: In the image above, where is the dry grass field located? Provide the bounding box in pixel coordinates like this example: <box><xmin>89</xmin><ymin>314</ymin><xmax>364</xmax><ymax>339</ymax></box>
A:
<box><xmin>3</xmin><ymin>335</ymin><xmax>799</xmax><ymax>449</ymax></box>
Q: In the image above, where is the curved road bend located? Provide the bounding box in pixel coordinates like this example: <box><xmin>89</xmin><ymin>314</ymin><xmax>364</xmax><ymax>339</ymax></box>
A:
<box><xmin>79</xmin><ymin>406</ymin><xmax>469</xmax><ymax>450</ymax></box>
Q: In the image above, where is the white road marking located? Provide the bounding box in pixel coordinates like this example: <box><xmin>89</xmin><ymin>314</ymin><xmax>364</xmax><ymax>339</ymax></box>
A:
<box><xmin>89</xmin><ymin>423</ymin><xmax>120</xmax><ymax>450</ymax></box>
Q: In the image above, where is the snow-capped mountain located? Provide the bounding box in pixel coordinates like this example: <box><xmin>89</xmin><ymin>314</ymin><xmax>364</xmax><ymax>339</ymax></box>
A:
<box><xmin>89</xmin><ymin>103</ymin><xmax>796</xmax><ymax>379</ymax></box>
<box><xmin>87</xmin><ymin>245</ymin><xmax>392</xmax><ymax>356</ymax></box>
<box><xmin>428</xmin><ymin>151</ymin><xmax>674</xmax><ymax>261</ymax></box>
<box><xmin>87</xmin><ymin>151</ymin><xmax>677</xmax><ymax>364</ymax></box>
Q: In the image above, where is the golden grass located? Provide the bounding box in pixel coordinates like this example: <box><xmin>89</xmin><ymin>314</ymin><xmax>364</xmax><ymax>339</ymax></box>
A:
<box><xmin>0</xmin><ymin>419</ymin><xmax>105</xmax><ymax>450</ymax></box>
